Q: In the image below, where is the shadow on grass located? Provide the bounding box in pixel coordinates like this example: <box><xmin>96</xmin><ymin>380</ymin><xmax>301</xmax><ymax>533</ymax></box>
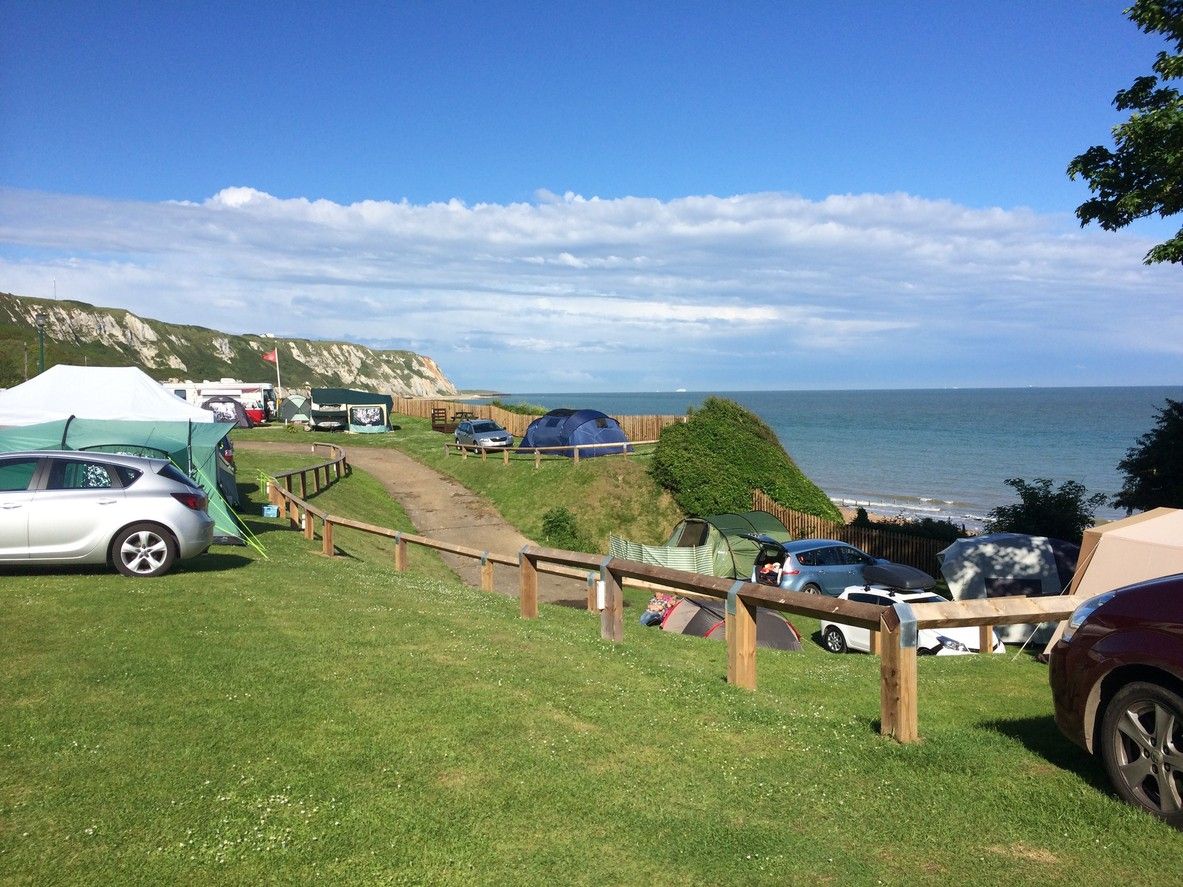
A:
<box><xmin>978</xmin><ymin>714</ymin><xmax>1109</xmax><ymax>792</ymax></box>
<box><xmin>179</xmin><ymin>550</ymin><xmax>254</xmax><ymax>573</ymax></box>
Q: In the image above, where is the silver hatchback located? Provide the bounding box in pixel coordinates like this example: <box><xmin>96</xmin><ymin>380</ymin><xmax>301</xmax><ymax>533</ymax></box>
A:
<box><xmin>0</xmin><ymin>450</ymin><xmax>214</xmax><ymax>577</ymax></box>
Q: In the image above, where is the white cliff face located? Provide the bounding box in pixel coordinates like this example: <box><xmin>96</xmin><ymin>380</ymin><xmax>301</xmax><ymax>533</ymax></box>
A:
<box><xmin>2</xmin><ymin>293</ymin><xmax>457</xmax><ymax>396</ymax></box>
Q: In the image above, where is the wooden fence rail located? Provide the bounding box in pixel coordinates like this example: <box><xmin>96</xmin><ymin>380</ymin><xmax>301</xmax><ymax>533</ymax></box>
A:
<box><xmin>444</xmin><ymin>439</ymin><xmax>658</xmax><ymax>467</ymax></box>
<box><xmin>267</xmin><ymin>446</ymin><xmax>1082</xmax><ymax>744</ymax></box>
<box><xmin>752</xmin><ymin>490</ymin><xmax>948</xmax><ymax>575</ymax></box>
<box><xmin>393</xmin><ymin>396</ymin><xmax>686</xmax><ymax>440</ymax></box>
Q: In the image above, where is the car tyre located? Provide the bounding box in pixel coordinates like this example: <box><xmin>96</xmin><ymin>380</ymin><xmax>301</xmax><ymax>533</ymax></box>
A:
<box><xmin>112</xmin><ymin>523</ymin><xmax>177</xmax><ymax>578</ymax></box>
<box><xmin>802</xmin><ymin>583</ymin><xmax>822</xmax><ymax>596</ymax></box>
<box><xmin>1099</xmin><ymin>681</ymin><xmax>1183</xmax><ymax>829</ymax></box>
<box><xmin>822</xmin><ymin>625</ymin><xmax>847</xmax><ymax>654</ymax></box>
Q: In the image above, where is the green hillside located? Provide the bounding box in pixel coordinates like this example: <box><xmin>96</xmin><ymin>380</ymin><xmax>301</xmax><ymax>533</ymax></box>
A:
<box><xmin>650</xmin><ymin>396</ymin><xmax>843</xmax><ymax>521</ymax></box>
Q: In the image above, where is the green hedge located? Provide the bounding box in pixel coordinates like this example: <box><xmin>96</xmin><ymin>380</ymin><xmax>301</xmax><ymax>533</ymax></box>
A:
<box><xmin>649</xmin><ymin>397</ymin><xmax>842</xmax><ymax>521</ymax></box>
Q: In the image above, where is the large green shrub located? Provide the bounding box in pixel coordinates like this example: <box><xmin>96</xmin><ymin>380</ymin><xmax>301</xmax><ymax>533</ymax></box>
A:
<box><xmin>649</xmin><ymin>397</ymin><xmax>842</xmax><ymax>521</ymax></box>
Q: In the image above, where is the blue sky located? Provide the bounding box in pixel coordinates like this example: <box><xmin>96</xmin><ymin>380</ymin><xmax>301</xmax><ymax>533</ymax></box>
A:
<box><xmin>1</xmin><ymin>1</ymin><xmax>1179</xmax><ymax>391</ymax></box>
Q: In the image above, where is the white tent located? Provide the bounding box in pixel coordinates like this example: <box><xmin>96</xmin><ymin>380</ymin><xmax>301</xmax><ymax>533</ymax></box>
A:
<box><xmin>0</xmin><ymin>365</ymin><xmax>216</xmax><ymax>426</ymax></box>
<box><xmin>938</xmin><ymin>533</ymin><xmax>1078</xmax><ymax>643</ymax></box>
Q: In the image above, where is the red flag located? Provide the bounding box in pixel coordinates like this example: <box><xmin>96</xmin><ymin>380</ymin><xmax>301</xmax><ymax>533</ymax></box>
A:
<box><xmin>261</xmin><ymin>349</ymin><xmax>277</xmax><ymax>363</ymax></box>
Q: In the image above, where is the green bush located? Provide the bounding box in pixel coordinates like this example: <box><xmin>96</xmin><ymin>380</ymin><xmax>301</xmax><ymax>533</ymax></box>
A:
<box><xmin>649</xmin><ymin>397</ymin><xmax>842</xmax><ymax>521</ymax></box>
<box><xmin>540</xmin><ymin>506</ymin><xmax>589</xmax><ymax>551</ymax></box>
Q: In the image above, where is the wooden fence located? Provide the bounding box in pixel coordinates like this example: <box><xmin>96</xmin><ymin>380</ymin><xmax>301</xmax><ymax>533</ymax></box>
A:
<box><xmin>393</xmin><ymin>396</ymin><xmax>686</xmax><ymax>440</ymax></box>
<box><xmin>267</xmin><ymin>445</ymin><xmax>1083</xmax><ymax>744</ymax></box>
<box><xmin>444</xmin><ymin>439</ymin><xmax>658</xmax><ymax>467</ymax></box>
<box><xmin>752</xmin><ymin>490</ymin><xmax>947</xmax><ymax>574</ymax></box>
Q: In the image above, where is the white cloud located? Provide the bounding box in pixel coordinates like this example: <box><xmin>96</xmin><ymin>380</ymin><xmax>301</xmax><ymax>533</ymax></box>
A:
<box><xmin>0</xmin><ymin>185</ymin><xmax>1177</xmax><ymax>390</ymax></box>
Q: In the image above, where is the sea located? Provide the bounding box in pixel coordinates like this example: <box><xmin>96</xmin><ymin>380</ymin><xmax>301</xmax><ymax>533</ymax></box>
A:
<box><xmin>464</xmin><ymin>387</ymin><xmax>1182</xmax><ymax>530</ymax></box>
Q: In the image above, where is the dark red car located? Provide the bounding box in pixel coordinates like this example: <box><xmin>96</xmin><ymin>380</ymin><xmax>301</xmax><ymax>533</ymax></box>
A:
<box><xmin>1049</xmin><ymin>573</ymin><xmax>1183</xmax><ymax>829</ymax></box>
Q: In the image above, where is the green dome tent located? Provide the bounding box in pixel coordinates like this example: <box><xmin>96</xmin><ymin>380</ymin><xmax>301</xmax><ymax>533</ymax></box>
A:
<box><xmin>610</xmin><ymin>510</ymin><xmax>792</xmax><ymax>579</ymax></box>
<box><xmin>0</xmin><ymin>418</ymin><xmax>244</xmax><ymax>545</ymax></box>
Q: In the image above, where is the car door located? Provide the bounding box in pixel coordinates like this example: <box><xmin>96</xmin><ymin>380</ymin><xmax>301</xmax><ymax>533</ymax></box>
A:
<box><xmin>837</xmin><ymin>546</ymin><xmax>875</xmax><ymax>587</ymax></box>
<box><xmin>25</xmin><ymin>457</ymin><xmax>127</xmax><ymax>561</ymax></box>
<box><xmin>0</xmin><ymin>457</ymin><xmax>42</xmax><ymax>559</ymax></box>
<box><xmin>813</xmin><ymin>546</ymin><xmax>850</xmax><ymax>595</ymax></box>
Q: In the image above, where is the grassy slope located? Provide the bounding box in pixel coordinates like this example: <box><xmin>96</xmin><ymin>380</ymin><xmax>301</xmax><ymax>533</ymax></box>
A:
<box><xmin>1</xmin><ymin>453</ymin><xmax>1179</xmax><ymax>885</ymax></box>
<box><xmin>651</xmin><ymin>397</ymin><xmax>843</xmax><ymax>521</ymax></box>
<box><xmin>240</xmin><ymin>418</ymin><xmax>685</xmax><ymax>551</ymax></box>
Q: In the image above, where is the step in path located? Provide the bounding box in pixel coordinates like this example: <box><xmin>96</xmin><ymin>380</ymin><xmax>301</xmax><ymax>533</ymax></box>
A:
<box><xmin>237</xmin><ymin>440</ymin><xmax>587</xmax><ymax>607</ymax></box>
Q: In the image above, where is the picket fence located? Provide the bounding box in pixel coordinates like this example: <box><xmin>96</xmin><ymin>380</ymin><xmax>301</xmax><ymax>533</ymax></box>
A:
<box><xmin>751</xmin><ymin>490</ymin><xmax>948</xmax><ymax>574</ymax></box>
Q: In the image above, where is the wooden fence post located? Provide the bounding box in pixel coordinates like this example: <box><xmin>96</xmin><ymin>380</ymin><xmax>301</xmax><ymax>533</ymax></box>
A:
<box><xmin>322</xmin><ymin>519</ymin><xmax>335</xmax><ymax>557</ymax></box>
<box><xmin>599</xmin><ymin>560</ymin><xmax>623</xmax><ymax>642</ymax></box>
<box><xmin>880</xmin><ymin>603</ymin><xmax>919</xmax><ymax>743</ymax></box>
<box><xmin>303</xmin><ymin>509</ymin><xmax>314</xmax><ymax>541</ymax></box>
<box><xmin>533</xmin><ymin>449</ymin><xmax>541</xmax><ymax>470</ymax></box>
<box><xmin>519</xmin><ymin>547</ymin><xmax>538</xmax><ymax>619</ymax></box>
<box><xmin>267</xmin><ymin>480</ymin><xmax>280</xmax><ymax>505</ymax></box>
<box><xmin>979</xmin><ymin>624</ymin><xmax>995</xmax><ymax>654</ymax></box>
<box><xmin>586</xmin><ymin>572</ymin><xmax>597</xmax><ymax>613</ymax></box>
<box><xmin>573</xmin><ymin>446</ymin><xmax>580</xmax><ymax>464</ymax></box>
<box><xmin>313</xmin><ymin>468</ymin><xmax>322</xmax><ymax>494</ymax></box>
<box><xmin>502</xmin><ymin>449</ymin><xmax>509</xmax><ymax>466</ymax></box>
<box><xmin>299</xmin><ymin>471</ymin><xmax>307</xmax><ymax>499</ymax></box>
<box><xmin>480</xmin><ymin>552</ymin><xmax>494</xmax><ymax>592</ymax></box>
<box><xmin>726</xmin><ymin>582</ymin><xmax>757</xmax><ymax>690</ymax></box>
<box><xmin>394</xmin><ymin>533</ymin><xmax>407</xmax><ymax>571</ymax></box>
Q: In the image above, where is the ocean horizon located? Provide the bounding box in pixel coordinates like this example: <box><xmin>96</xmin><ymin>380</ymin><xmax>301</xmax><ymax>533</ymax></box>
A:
<box><xmin>465</xmin><ymin>386</ymin><xmax>1183</xmax><ymax>530</ymax></box>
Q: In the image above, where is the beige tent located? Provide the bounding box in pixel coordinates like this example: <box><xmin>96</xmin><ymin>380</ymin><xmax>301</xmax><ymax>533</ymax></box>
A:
<box><xmin>1042</xmin><ymin>508</ymin><xmax>1183</xmax><ymax>654</ymax></box>
<box><xmin>1067</xmin><ymin>508</ymin><xmax>1183</xmax><ymax>598</ymax></box>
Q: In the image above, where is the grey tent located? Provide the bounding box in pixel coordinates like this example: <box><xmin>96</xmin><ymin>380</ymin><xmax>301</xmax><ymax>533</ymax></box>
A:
<box><xmin>938</xmin><ymin>533</ymin><xmax>1078</xmax><ymax>643</ymax></box>
<box><xmin>661</xmin><ymin>597</ymin><xmax>803</xmax><ymax>651</ymax></box>
<box><xmin>278</xmin><ymin>394</ymin><xmax>310</xmax><ymax>424</ymax></box>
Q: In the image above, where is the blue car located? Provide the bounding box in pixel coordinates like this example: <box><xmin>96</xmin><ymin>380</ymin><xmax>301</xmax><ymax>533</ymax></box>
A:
<box><xmin>744</xmin><ymin>535</ymin><xmax>888</xmax><ymax>596</ymax></box>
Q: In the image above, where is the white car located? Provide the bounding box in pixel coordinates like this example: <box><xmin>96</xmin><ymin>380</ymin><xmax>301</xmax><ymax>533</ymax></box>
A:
<box><xmin>820</xmin><ymin>586</ymin><xmax>1005</xmax><ymax>656</ymax></box>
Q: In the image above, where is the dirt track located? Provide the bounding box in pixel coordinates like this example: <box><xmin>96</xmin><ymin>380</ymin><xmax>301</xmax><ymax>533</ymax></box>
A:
<box><xmin>237</xmin><ymin>440</ymin><xmax>588</xmax><ymax>607</ymax></box>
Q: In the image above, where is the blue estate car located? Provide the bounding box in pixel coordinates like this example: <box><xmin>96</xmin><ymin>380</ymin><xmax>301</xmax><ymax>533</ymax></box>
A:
<box><xmin>744</xmin><ymin>535</ymin><xmax>888</xmax><ymax>596</ymax></box>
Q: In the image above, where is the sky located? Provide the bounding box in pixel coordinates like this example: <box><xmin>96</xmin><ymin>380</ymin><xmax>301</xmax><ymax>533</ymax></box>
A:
<box><xmin>1</xmin><ymin>0</ymin><xmax>1180</xmax><ymax>392</ymax></box>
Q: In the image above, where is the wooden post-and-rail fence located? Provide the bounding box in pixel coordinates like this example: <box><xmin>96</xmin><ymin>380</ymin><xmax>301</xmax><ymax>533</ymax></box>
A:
<box><xmin>268</xmin><ymin>446</ymin><xmax>1083</xmax><ymax>744</ymax></box>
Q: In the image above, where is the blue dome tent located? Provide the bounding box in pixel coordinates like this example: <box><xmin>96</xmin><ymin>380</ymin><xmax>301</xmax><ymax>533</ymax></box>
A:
<box><xmin>518</xmin><ymin>409</ymin><xmax>631</xmax><ymax>457</ymax></box>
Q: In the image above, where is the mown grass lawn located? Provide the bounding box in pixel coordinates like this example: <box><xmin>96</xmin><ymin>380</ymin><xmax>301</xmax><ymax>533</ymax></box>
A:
<box><xmin>2</xmin><ymin>453</ymin><xmax>1180</xmax><ymax>886</ymax></box>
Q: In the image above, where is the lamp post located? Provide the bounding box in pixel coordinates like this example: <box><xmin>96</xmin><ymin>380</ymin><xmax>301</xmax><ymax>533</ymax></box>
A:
<box><xmin>34</xmin><ymin>313</ymin><xmax>47</xmax><ymax>373</ymax></box>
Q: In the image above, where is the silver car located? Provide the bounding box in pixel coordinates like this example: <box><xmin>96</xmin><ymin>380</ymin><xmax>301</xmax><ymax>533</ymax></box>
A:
<box><xmin>455</xmin><ymin>419</ymin><xmax>514</xmax><ymax>449</ymax></box>
<box><xmin>0</xmin><ymin>450</ymin><xmax>214</xmax><ymax>577</ymax></box>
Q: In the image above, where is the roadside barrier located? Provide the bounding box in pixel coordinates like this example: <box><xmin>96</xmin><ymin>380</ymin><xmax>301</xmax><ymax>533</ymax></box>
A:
<box><xmin>267</xmin><ymin>446</ymin><xmax>1082</xmax><ymax>745</ymax></box>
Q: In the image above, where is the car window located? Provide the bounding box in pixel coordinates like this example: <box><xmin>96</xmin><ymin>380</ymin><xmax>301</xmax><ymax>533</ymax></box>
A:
<box><xmin>472</xmin><ymin>421</ymin><xmax>499</xmax><ymax>433</ymax></box>
<box><xmin>849</xmin><ymin>592</ymin><xmax>889</xmax><ymax>606</ymax></box>
<box><xmin>112</xmin><ymin>465</ymin><xmax>143</xmax><ymax>487</ymax></box>
<box><xmin>813</xmin><ymin>547</ymin><xmax>843</xmax><ymax>566</ymax></box>
<box><xmin>46</xmin><ymin>459</ymin><xmax>115</xmax><ymax>490</ymax></box>
<box><xmin>839</xmin><ymin>547</ymin><xmax>874</xmax><ymax>566</ymax></box>
<box><xmin>793</xmin><ymin>548</ymin><xmax>818</xmax><ymax>567</ymax></box>
<box><xmin>0</xmin><ymin>458</ymin><xmax>40</xmax><ymax>492</ymax></box>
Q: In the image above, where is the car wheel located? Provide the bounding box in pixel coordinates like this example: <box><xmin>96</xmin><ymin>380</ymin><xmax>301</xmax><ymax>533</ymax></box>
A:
<box><xmin>1099</xmin><ymin>681</ymin><xmax>1183</xmax><ymax>828</ymax></box>
<box><xmin>822</xmin><ymin>625</ymin><xmax>847</xmax><ymax>654</ymax></box>
<box><xmin>802</xmin><ymin>583</ymin><xmax>822</xmax><ymax>596</ymax></box>
<box><xmin>112</xmin><ymin>523</ymin><xmax>177</xmax><ymax>578</ymax></box>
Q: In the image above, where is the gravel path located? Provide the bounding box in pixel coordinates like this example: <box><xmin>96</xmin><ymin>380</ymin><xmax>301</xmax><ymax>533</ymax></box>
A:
<box><xmin>238</xmin><ymin>440</ymin><xmax>589</xmax><ymax>607</ymax></box>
